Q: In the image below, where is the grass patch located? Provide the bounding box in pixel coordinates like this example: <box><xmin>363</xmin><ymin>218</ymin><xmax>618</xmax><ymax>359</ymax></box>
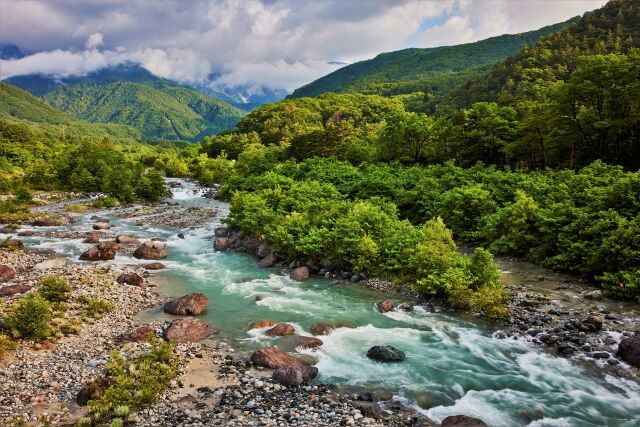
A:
<box><xmin>65</xmin><ymin>203</ymin><xmax>90</xmax><ymax>213</ymax></box>
<box><xmin>78</xmin><ymin>296</ymin><xmax>114</xmax><ymax>319</ymax></box>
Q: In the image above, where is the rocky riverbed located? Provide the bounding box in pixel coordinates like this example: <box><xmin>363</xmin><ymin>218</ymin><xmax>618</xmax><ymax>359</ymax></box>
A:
<box><xmin>2</xmin><ymin>189</ymin><xmax>639</xmax><ymax>426</ymax></box>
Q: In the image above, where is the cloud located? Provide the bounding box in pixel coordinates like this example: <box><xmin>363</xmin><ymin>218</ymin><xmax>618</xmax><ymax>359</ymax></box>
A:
<box><xmin>85</xmin><ymin>33</ymin><xmax>104</xmax><ymax>50</ymax></box>
<box><xmin>0</xmin><ymin>0</ymin><xmax>609</xmax><ymax>92</ymax></box>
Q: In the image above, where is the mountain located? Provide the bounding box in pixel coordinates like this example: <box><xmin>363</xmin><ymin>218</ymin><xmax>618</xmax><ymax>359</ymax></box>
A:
<box><xmin>0</xmin><ymin>82</ymin><xmax>141</xmax><ymax>142</ymax></box>
<box><xmin>4</xmin><ymin>64</ymin><xmax>246</xmax><ymax>141</ymax></box>
<box><xmin>201</xmin><ymin>81</ymin><xmax>288</xmax><ymax>111</ymax></box>
<box><xmin>452</xmin><ymin>0</ymin><xmax>640</xmax><ymax>107</ymax></box>
<box><xmin>288</xmin><ymin>18</ymin><xmax>578</xmax><ymax>100</ymax></box>
<box><xmin>0</xmin><ymin>43</ymin><xmax>24</xmax><ymax>60</ymax></box>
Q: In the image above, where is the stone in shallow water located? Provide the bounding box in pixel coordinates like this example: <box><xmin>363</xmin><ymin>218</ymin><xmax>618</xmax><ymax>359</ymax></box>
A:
<box><xmin>133</xmin><ymin>240</ymin><xmax>167</xmax><ymax>260</ymax></box>
<box><xmin>441</xmin><ymin>415</ymin><xmax>488</xmax><ymax>427</ymax></box>
<box><xmin>164</xmin><ymin>293</ymin><xmax>208</xmax><ymax>315</ymax></box>
<box><xmin>250</xmin><ymin>346</ymin><xmax>306</xmax><ymax>369</ymax></box>
<box><xmin>310</xmin><ymin>323</ymin><xmax>335</xmax><ymax>336</ymax></box>
<box><xmin>366</xmin><ymin>345</ymin><xmax>405</xmax><ymax>362</ymax></box>
<box><xmin>265</xmin><ymin>322</ymin><xmax>295</xmax><ymax>336</ymax></box>
<box><xmin>376</xmin><ymin>300</ymin><xmax>395</xmax><ymax>313</ymax></box>
<box><xmin>618</xmin><ymin>336</ymin><xmax>640</xmax><ymax>367</ymax></box>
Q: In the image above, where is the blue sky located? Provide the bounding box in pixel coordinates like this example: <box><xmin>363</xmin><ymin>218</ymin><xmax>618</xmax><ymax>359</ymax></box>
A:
<box><xmin>0</xmin><ymin>0</ymin><xmax>608</xmax><ymax>92</ymax></box>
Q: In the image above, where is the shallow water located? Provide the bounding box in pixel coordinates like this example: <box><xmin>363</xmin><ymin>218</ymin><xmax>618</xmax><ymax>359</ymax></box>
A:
<box><xmin>5</xmin><ymin>180</ymin><xmax>640</xmax><ymax>427</ymax></box>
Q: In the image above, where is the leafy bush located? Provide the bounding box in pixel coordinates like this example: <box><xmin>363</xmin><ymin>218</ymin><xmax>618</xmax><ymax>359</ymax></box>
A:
<box><xmin>0</xmin><ymin>334</ymin><xmax>16</xmax><ymax>359</ymax></box>
<box><xmin>8</xmin><ymin>293</ymin><xmax>51</xmax><ymax>340</ymax></box>
<box><xmin>598</xmin><ymin>270</ymin><xmax>640</xmax><ymax>303</ymax></box>
<box><xmin>14</xmin><ymin>187</ymin><xmax>33</xmax><ymax>205</ymax></box>
<box><xmin>89</xmin><ymin>338</ymin><xmax>178</xmax><ymax>419</ymax></box>
<box><xmin>38</xmin><ymin>275</ymin><xmax>71</xmax><ymax>302</ymax></box>
<box><xmin>92</xmin><ymin>196</ymin><xmax>117</xmax><ymax>209</ymax></box>
<box><xmin>79</xmin><ymin>296</ymin><xmax>114</xmax><ymax>318</ymax></box>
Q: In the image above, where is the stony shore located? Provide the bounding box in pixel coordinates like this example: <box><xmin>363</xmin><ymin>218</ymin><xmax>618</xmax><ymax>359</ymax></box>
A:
<box><xmin>0</xmin><ymin>194</ymin><xmax>435</xmax><ymax>426</ymax></box>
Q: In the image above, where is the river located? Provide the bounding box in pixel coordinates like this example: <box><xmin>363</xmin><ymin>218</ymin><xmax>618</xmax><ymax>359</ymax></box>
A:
<box><xmin>17</xmin><ymin>179</ymin><xmax>640</xmax><ymax>427</ymax></box>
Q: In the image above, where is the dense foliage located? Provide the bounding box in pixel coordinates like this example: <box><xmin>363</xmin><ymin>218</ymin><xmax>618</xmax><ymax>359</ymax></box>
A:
<box><xmin>216</xmin><ymin>155</ymin><xmax>640</xmax><ymax>303</ymax></box>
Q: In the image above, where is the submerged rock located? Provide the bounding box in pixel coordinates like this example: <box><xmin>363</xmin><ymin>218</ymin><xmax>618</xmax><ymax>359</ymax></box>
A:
<box><xmin>250</xmin><ymin>346</ymin><xmax>306</xmax><ymax>369</ymax></box>
<box><xmin>133</xmin><ymin>240</ymin><xmax>167</xmax><ymax>260</ymax></box>
<box><xmin>265</xmin><ymin>322</ymin><xmax>295</xmax><ymax>336</ymax></box>
<box><xmin>618</xmin><ymin>336</ymin><xmax>640</xmax><ymax>367</ymax></box>
<box><xmin>164</xmin><ymin>317</ymin><xmax>214</xmax><ymax>343</ymax></box>
<box><xmin>17</xmin><ymin>230</ymin><xmax>35</xmax><ymax>237</ymax></box>
<box><xmin>441</xmin><ymin>415</ymin><xmax>488</xmax><ymax>427</ymax></box>
<box><xmin>164</xmin><ymin>293</ymin><xmax>208</xmax><ymax>315</ymax></box>
<box><xmin>583</xmin><ymin>289</ymin><xmax>604</xmax><ymax>300</ymax></box>
<box><xmin>366</xmin><ymin>345</ymin><xmax>405</xmax><ymax>362</ymax></box>
<box><xmin>291</xmin><ymin>335</ymin><xmax>323</xmax><ymax>349</ymax></box>
<box><xmin>291</xmin><ymin>266</ymin><xmax>309</xmax><ymax>281</ymax></box>
<box><xmin>310</xmin><ymin>323</ymin><xmax>335</xmax><ymax>336</ymax></box>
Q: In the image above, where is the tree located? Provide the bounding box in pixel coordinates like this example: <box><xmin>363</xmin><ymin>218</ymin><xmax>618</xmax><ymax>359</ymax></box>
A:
<box><xmin>377</xmin><ymin>112</ymin><xmax>435</xmax><ymax>163</ymax></box>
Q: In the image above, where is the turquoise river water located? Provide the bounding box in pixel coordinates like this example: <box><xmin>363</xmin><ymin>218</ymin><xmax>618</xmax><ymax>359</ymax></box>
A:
<box><xmin>10</xmin><ymin>179</ymin><xmax>640</xmax><ymax>427</ymax></box>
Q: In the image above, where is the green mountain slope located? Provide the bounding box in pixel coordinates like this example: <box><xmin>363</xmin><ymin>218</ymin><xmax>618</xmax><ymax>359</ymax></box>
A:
<box><xmin>288</xmin><ymin>18</ymin><xmax>577</xmax><ymax>99</ymax></box>
<box><xmin>0</xmin><ymin>82</ymin><xmax>141</xmax><ymax>142</ymax></box>
<box><xmin>4</xmin><ymin>64</ymin><xmax>246</xmax><ymax>141</ymax></box>
<box><xmin>453</xmin><ymin>0</ymin><xmax>640</xmax><ymax>106</ymax></box>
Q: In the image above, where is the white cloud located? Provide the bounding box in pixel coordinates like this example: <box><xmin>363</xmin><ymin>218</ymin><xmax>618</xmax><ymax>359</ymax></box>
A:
<box><xmin>85</xmin><ymin>32</ymin><xmax>104</xmax><ymax>50</ymax></box>
<box><xmin>0</xmin><ymin>0</ymin><xmax>610</xmax><ymax>92</ymax></box>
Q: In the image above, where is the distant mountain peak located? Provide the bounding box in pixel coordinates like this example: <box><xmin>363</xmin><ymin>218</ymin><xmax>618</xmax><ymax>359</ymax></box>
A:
<box><xmin>0</xmin><ymin>43</ymin><xmax>24</xmax><ymax>60</ymax></box>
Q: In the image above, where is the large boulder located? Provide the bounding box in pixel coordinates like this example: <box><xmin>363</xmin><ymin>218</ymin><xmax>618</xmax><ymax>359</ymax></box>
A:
<box><xmin>80</xmin><ymin>242</ymin><xmax>119</xmax><ymax>261</ymax></box>
<box><xmin>133</xmin><ymin>241</ymin><xmax>167</xmax><ymax>260</ymax></box>
<box><xmin>618</xmin><ymin>336</ymin><xmax>640</xmax><ymax>368</ymax></box>
<box><xmin>76</xmin><ymin>377</ymin><xmax>114</xmax><ymax>406</ymax></box>
<box><xmin>32</xmin><ymin>218</ymin><xmax>61</xmax><ymax>227</ymax></box>
<box><xmin>143</xmin><ymin>262</ymin><xmax>165</xmax><ymax>270</ymax></box>
<box><xmin>214</xmin><ymin>237</ymin><xmax>230</xmax><ymax>251</ymax></box>
<box><xmin>0</xmin><ymin>265</ymin><xmax>16</xmax><ymax>282</ymax></box>
<box><xmin>265</xmin><ymin>323</ymin><xmax>295</xmax><ymax>336</ymax></box>
<box><xmin>377</xmin><ymin>300</ymin><xmax>395</xmax><ymax>313</ymax></box>
<box><xmin>291</xmin><ymin>266</ymin><xmax>309</xmax><ymax>281</ymax></box>
<box><xmin>257</xmin><ymin>244</ymin><xmax>272</xmax><ymax>258</ymax></box>
<box><xmin>0</xmin><ymin>283</ymin><xmax>31</xmax><ymax>297</ymax></box>
<box><xmin>115</xmin><ymin>235</ymin><xmax>140</xmax><ymax>244</ymax></box>
<box><xmin>0</xmin><ymin>239</ymin><xmax>23</xmax><ymax>250</ymax></box>
<box><xmin>117</xmin><ymin>272</ymin><xmax>145</xmax><ymax>287</ymax></box>
<box><xmin>121</xmin><ymin>325</ymin><xmax>156</xmax><ymax>343</ymax></box>
<box><xmin>164</xmin><ymin>317</ymin><xmax>214</xmax><ymax>343</ymax></box>
<box><xmin>291</xmin><ymin>335</ymin><xmax>323</xmax><ymax>349</ymax></box>
<box><xmin>0</xmin><ymin>227</ymin><xmax>16</xmax><ymax>234</ymax></box>
<box><xmin>257</xmin><ymin>253</ymin><xmax>277</xmax><ymax>268</ymax></box>
<box><xmin>33</xmin><ymin>258</ymin><xmax>67</xmax><ymax>270</ymax></box>
<box><xmin>250</xmin><ymin>346</ymin><xmax>306</xmax><ymax>369</ymax></box>
<box><xmin>164</xmin><ymin>293</ymin><xmax>208</xmax><ymax>315</ymax></box>
<box><xmin>366</xmin><ymin>345</ymin><xmax>406</xmax><ymax>362</ymax></box>
<box><xmin>93</xmin><ymin>222</ymin><xmax>110</xmax><ymax>230</ymax></box>
<box><xmin>310</xmin><ymin>323</ymin><xmax>335</xmax><ymax>336</ymax></box>
<box><xmin>242</xmin><ymin>237</ymin><xmax>263</xmax><ymax>254</ymax></box>
<box><xmin>441</xmin><ymin>415</ymin><xmax>488</xmax><ymax>427</ymax></box>
<box><xmin>272</xmin><ymin>365</ymin><xmax>318</xmax><ymax>387</ymax></box>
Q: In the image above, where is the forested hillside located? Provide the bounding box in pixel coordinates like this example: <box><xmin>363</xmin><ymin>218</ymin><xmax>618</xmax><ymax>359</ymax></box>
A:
<box><xmin>0</xmin><ymin>83</ymin><xmax>169</xmax><ymax>202</ymax></box>
<box><xmin>5</xmin><ymin>64</ymin><xmax>246</xmax><ymax>141</ymax></box>
<box><xmin>288</xmin><ymin>18</ymin><xmax>576</xmax><ymax>100</ymax></box>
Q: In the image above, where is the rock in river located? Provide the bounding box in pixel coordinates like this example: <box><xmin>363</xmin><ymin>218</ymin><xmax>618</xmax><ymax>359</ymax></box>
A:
<box><xmin>133</xmin><ymin>240</ymin><xmax>167</xmax><ymax>260</ymax></box>
<box><xmin>93</xmin><ymin>222</ymin><xmax>110</xmax><ymax>230</ymax></box>
<box><xmin>164</xmin><ymin>293</ymin><xmax>208</xmax><ymax>315</ymax></box>
<box><xmin>366</xmin><ymin>345</ymin><xmax>406</xmax><ymax>362</ymax></box>
<box><xmin>115</xmin><ymin>235</ymin><xmax>140</xmax><ymax>244</ymax></box>
<box><xmin>441</xmin><ymin>415</ymin><xmax>488</xmax><ymax>427</ymax></box>
<box><xmin>265</xmin><ymin>322</ymin><xmax>295</xmax><ymax>336</ymax></box>
<box><xmin>0</xmin><ymin>238</ymin><xmax>23</xmax><ymax>250</ymax></box>
<box><xmin>291</xmin><ymin>266</ymin><xmax>309</xmax><ymax>281</ymax></box>
<box><xmin>618</xmin><ymin>336</ymin><xmax>640</xmax><ymax>368</ymax></box>
<box><xmin>143</xmin><ymin>262</ymin><xmax>166</xmax><ymax>270</ymax></box>
<box><xmin>164</xmin><ymin>317</ymin><xmax>214</xmax><ymax>343</ymax></box>
<box><xmin>214</xmin><ymin>237</ymin><xmax>230</xmax><ymax>251</ymax></box>
<box><xmin>32</xmin><ymin>218</ymin><xmax>61</xmax><ymax>227</ymax></box>
<box><xmin>291</xmin><ymin>335</ymin><xmax>323</xmax><ymax>349</ymax></box>
<box><xmin>257</xmin><ymin>253</ymin><xmax>277</xmax><ymax>268</ymax></box>
<box><xmin>252</xmin><ymin>320</ymin><xmax>277</xmax><ymax>329</ymax></box>
<box><xmin>250</xmin><ymin>346</ymin><xmax>307</xmax><ymax>369</ymax></box>
<box><xmin>310</xmin><ymin>323</ymin><xmax>335</xmax><ymax>336</ymax></box>
<box><xmin>80</xmin><ymin>242</ymin><xmax>119</xmax><ymax>261</ymax></box>
<box><xmin>377</xmin><ymin>300</ymin><xmax>395</xmax><ymax>313</ymax></box>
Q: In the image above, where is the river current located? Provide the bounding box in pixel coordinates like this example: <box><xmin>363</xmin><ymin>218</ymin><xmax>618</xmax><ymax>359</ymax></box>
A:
<box><xmin>15</xmin><ymin>180</ymin><xmax>640</xmax><ymax>427</ymax></box>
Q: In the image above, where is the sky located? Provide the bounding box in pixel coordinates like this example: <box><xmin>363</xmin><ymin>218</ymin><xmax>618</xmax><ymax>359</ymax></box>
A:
<box><xmin>0</xmin><ymin>0</ymin><xmax>608</xmax><ymax>92</ymax></box>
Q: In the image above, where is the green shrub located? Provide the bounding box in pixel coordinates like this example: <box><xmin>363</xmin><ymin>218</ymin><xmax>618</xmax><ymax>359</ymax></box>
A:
<box><xmin>89</xmin><ymin>338</ymin><xmax>178</xmax><ymax>419</ymax></box>
<box><xmin>14</xmin><ymin>187</ymin><xmax>33</xmax><ymax>205</ymax></box>
<box><xmin>38</xmin><ymin>275</ymin><xmax>71</xmax><ymax>302</ymax></box>
<box><xmin>0</xmin><ymin>333</ymin><xmax>16</xmax><ymax>359</ymax></box>
<box><xmin>92</xmin><ymin>196</ymin><xmax>117</xmax><ymax>208</ymax></box>
<box><xmin>598</xmin><ymin>269</ymin><xmax>640</xmax><ymax>303</ymax></box>
<box><xmin>79</xmin><ymin>296</ymin><xmax>114</xmax><ymax>318</ymax></box>
<box><xmin>8</xmin><ymin>293</ymin><xmax>51</xmax><ymax>340</ymax></box>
